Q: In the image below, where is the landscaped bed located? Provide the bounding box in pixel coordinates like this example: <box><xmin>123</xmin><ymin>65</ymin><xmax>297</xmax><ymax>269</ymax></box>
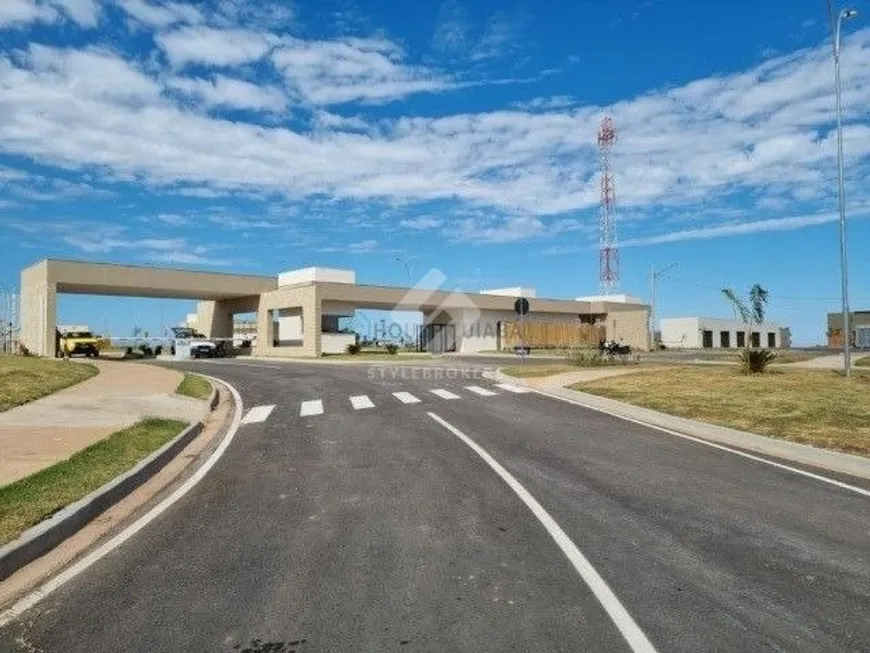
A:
<box><xmin>176</xmin><ymin>373</ymin><xmax>212</xmax><ymax>400</ymax></box>
<box><xmin>0</xmin><ymin>418</ymin><xmax>188</xmax><ymax>545</ymax></box>
<box><xmin>572</xmin><ymin>366</ymin><xmax>870</xmax><ymax>455</ymax></box>
<box><xmin>0</xmin><ymin>355</ymin><xmax>98</xmax><ymax>412</ymax></box>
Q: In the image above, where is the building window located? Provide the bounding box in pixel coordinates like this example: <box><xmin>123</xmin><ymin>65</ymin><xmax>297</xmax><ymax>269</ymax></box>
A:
<box><xmin>751</xmin><ymin>332</ymin><xmax>761</xmax><ymax>348</ymax></box>
<box><xmin>702</xmin><ymin>330</ymin><xmax>713</xmax><ymax>348</ymax></box>
<box><xmin>720</xmin><ymin>331</ymin><xmax>731</xmax><ymax>348</ymax></box>
<box><xmin>767</xmin><ymin>332</ymin><xmax>776</xmax><ymax>348</ymax></box>
<box><xmin>736</xmin><ymin>332</ymin><xmax>746</xmax><ymax>348</ymax></box>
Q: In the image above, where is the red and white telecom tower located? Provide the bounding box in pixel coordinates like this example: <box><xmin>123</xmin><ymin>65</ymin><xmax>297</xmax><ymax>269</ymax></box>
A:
<box><xmin>597</xmin><ymin>116</ymin><xmax>619</xmax><ymax>295</ymax></box>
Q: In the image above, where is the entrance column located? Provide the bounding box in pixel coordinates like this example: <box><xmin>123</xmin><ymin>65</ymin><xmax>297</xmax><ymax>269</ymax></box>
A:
<box><xmin>301</xmin><ymin>286</ymin><xmax>322</xmax><ymax>357</ymax></box>
<box><xmin>20</xmin><ymin>265</ymin><xmax>56</xmax><ymax>357</ymax></box>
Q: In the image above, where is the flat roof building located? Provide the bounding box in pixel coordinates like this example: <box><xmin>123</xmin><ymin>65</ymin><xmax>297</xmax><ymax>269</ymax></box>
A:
<box><xmin>661</xmin><ymin>317</ymin><xmax>788</xmax><ymax>350</ymax></box>
<box><xmin>20</xmin><ymin>259</ymin><xmax>651</xmax><ymax>358</ymax></box>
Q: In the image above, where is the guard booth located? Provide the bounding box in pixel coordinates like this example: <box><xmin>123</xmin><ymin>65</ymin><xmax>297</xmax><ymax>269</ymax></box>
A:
<box><xmin>418</xmin><ymin>324</ymin><xmax>456</xmax><ymax>353</ymax></box>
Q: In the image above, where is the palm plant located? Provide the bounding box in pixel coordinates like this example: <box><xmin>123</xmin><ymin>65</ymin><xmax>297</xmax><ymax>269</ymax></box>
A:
<box><xmin>722</xmin><ymin>284</ymin><xmax>774</xmax><ymax>373</ymax></box>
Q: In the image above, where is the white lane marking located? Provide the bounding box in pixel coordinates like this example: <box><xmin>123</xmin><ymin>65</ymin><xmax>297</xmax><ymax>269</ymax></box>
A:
<box><xmin>466</xmin><ymin>385</ymin><xmax>498</xmax><ymax>397</ymax></box>
<box><xmin>427</xmin><ymin>412</ymin><xmax>658</xmax><ymax>653</ymax></box>
<box><xmin>431</xmin><ymin>388</ymin><xmax>460</xmax><ymax>400</ymax></box>
<box><xmin>496</xmin><ymin>383</ymin><xmax>531</xmax><ymax>394</ymax></box>
<box><xmin>240</xmin><ymin>404</ymin><xmax>275</xmax><ymax>424</ymax></box>
<box><xmin>350</xmin><ymin>395</ymin><xmax>375</xmax><ymax>410</ymax></box>
<box><xmin>393</xmin><ymin>391</ymin><xmax>420</xmax><ymax>404</ymax></box>
<box><xmin>300</xmin><ymin>400</ymin><xmax>324</xmax><ymax>417</ymax></box>
<box><xmin>0</xmin><ymin>375</ymin><xmax>244</xmax><ymax>628</ymax></box>
<box><xmin>528</xmin><ymin>385</ymin><xmax>870</xmax><ymax>499</ymax></box>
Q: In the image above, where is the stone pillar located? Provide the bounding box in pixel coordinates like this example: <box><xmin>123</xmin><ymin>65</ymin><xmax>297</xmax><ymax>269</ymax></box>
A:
<box><xmin>301</xmin><ymin>286</ymin><xmax>322</xmax><ymax>357</ymax></box>
<box><xmin>20</xmin><ymin>279</ymin><xmax>56</xmax><ymax>357</ymax></box>
<box><xmin>196</xmin><ymin>300</ymin><xmax>234</xmax><ymax>339</ymax></box>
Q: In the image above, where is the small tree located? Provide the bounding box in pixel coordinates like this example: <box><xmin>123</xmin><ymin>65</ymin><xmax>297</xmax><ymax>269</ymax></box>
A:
<box><xmin>722</xmin><ymin>284</ymin><xmax>774</xmax><ymax>373</ymax></box>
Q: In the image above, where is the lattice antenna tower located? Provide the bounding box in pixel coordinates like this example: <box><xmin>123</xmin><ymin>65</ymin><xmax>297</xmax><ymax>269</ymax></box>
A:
<box><xmin>598</xmin><ymin>116</ymin><xmax>619</xmax><ymax>295</ymax></box>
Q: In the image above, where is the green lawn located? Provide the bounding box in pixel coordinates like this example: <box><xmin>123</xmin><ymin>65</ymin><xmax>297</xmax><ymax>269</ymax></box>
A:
<box><xmin>176</xmin><ymin>373</ymin><xmax>213</xmax><ymax>400</ymax></box>
<box><xmin>0</xmin><ymin>418</ymin><xmax>188</xmax><ymax>544</ymax></box>
<box><xmin>0</xmin><ymin>355</ymin><xmax>98</xmax><ymax>413</ymax></box>
<box><xmin>573</xmin><ymin>366</ymin><xmax>870</xmax><ymax>455</ymax></box>
<box><xmin>856</xmin><ymin>356</ymin><xmax>870</xmax><ymax>367</ymax></box>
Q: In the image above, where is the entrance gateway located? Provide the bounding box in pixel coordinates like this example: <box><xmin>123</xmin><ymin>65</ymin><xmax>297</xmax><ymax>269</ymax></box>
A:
<box><xmin>19</xmin><ymin>259</ymin><xmax>652</xmax><ymax>358</ymax></box>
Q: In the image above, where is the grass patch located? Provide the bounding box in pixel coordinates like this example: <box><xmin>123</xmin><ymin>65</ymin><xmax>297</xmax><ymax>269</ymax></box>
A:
<box><xmin>0</xmin><ymin>356</ymin><xmax>98</xmax><ymax>413</ymax></box>
<box><xmin>501</xmin><ymin>364</ymin><xmax>577</xmax><ymax>378</ymax></box>
<box><xmin>856</xmin><ymin>356</ymin><xmax>870</xmax><ymax>367</ymax></box>
<box><xmin>176</xmin><ymin>373</ymin><xmax>212</xmax><ymax>400</ymax></box>
<box><xmin>572</xmin><ymin>366</ymin><xmax>870</xmax><ymax>455</ymax></box>
<box><xmin>0</xmin><ymin>418</ymin><xmax>188</xmax><ymax>544</ymax></box>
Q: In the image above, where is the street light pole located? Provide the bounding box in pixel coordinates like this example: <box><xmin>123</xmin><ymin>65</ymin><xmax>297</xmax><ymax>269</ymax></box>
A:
<box><xmin>827</xmin><ymin>2</ymin><xmax>859</xmax><ymax>377</ymax></box>
<box><xmin>395</xmin><ymin>256</ymin><xmax>412</xmax><ymax>287</ymax></box>
<box><xmin>649</xmin><ymin>263</ymin><xmax>678</xmax><ymax>349</ymax></box>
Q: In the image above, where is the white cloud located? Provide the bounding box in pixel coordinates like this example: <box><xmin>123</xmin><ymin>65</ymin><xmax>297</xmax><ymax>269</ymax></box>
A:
<box><xmin>154</xmin><ymin>212</ymin><xmax>189</xmax><ymax>225</ymax></box>
<box><xmin>400</xmin><ymin>216</ymin><xmax>443</xmax><ymax>230</ymax></box>
<box><xmin>272</xmin><ymin>36</ymin><xmax>454</xmax><ymax>105</ymax></box>
<box><xmin>620</xmin><ymin>209</ymin><xmax>870</xmax><ymax>247</ymax></box>
<box><xmin>0</xmin><ymin>0</ymin><xmax>57</xmax><ymax>27</ymax></box>
<box><xmin>62</xmin><ymin>230</ymin><xmax>229</xmax><ymax>265</ymax></box>
<box><xmin>2</xmin><ymin>29</ymin><xmax>870</xmax><ymax>246</ymax></box>
<box><xmin>167</xmin><ymin>74</ymin><xmax>287</xmax><ymax>112</ymax></box>
<box><xmin>431</xmin><ymin>0</ymin><xmax>469</xmax><ymax>54</ymax></box>
<box><xmin>49</xmin><ymin>0</ymin><xmax>100</xmax><ymax>27</ymax></box>
<box><xmin>212</xmin><ymin>0</ymin><xmax>295</xmax><ymax>30</ymax></box>
<box><xmin>0</xmin><ymin>0</ymin><xmax>100</xmax><ymax>28</ymax></box>
<box><xmin>471</xmin><ymin>10</ymin><xmax>519</xmax><ymax>61</ymax></box>
<box><xmin>312</xmin><ymin>110</ymin><xmax>369</xmax><ymax>131</ymax></box>
<box><xmin>115</xmin><ymin>0</ymin><xmax>202</xmax><ymax>28</ymax></box>
<box><xmin>156</xmin><ymin>26</ymin><xmax>278</xmax><ymax>67</ymax></box>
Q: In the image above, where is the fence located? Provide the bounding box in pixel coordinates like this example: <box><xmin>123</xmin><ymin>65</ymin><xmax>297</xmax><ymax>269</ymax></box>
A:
<box><xmin>500</xmin><ymin>321</ymin><xmax>605</xmax><ymax>350</ymax></box>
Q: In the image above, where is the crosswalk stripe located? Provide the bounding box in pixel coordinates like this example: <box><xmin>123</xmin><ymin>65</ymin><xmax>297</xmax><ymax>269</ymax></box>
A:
<box><xmin>350</xmin><ymin>395</ymin><xmax>375</xmax><ymax>410</ymax></box>
<box><xmin>495</xmin><ymin>383</ymin><xmax>531</xmax><ymax>394</ymax></box>
<box><xmin>431</xmin><ymin>388</ymin><xmax>460</xmax><ymax>400</ymax></box>
<box><xmin>466</xmin><ymin>385</ymin><xmax>498</xmax><ymax>397</ymax></box>
<box><xmin>240</xmin><ymin>404</ymin><xmax>275</xmax><ymax>424</ymax></box>
<box><xmin>300</xmin><ymin>400</ymin><xmax>324</xmax><ymax>417</ymax></box>
<box><xmin>393</xmin><ymin>391</ymin><xmax>421</xmax><ymax>404</ymax></box>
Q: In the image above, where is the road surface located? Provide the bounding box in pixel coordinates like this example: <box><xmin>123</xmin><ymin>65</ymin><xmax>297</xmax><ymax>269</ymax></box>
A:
<box><xmin>1</xmin><ymin>359</ymin><xmax>868</xmax><ymax>652</ymax></box>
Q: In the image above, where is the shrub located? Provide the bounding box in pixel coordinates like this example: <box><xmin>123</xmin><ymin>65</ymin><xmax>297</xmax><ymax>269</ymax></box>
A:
<box><xmin>740</xmin><ymin>348</ymin><xmax>776</xmax><ymax>374</ymax></box>
<box><xmin>385</xmin><ymin>343</ymin><xmax>398</xmax><ymax>355</ymax></box>
<box><xmin>125</xmin><ymin>346</ymin><xmax>133</xmax><ymax>356</ymax></box>
<box><xmin>566</xmin><ymin>350</ymin><xmax>637</xmax><ymax>367</ymax></box>
<box><xmin>346</xmin><ymin>343</ymin><xmax>361</xmax><ymax>355</ymax></box>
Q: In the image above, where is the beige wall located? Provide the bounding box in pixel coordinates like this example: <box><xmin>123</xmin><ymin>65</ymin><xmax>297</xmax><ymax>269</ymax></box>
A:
<box><xmin>20</xmin><ymin>262</ymin><xmax>57</xmax><ymax>356</ymax></box>
<box><xmin>604</xmin><ymin>307</ymin><xmax>650</xmax><ymax>350</ymax></box>
<box><xmin>258</xmin><ymin>284</ymin><xmax>322</xmax><ymax>357</ymax></box>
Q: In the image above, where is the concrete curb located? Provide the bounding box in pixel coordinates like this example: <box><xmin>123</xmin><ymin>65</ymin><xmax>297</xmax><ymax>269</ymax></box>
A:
<box><xmin>0</xmin><ymin>382</ymin><xmax>220</xmax><ymax>581</ymax></box>
<box><xmin>485</xmin><ymin>369</ymin><xmax>870</xmax><ymax>482</ymax></box>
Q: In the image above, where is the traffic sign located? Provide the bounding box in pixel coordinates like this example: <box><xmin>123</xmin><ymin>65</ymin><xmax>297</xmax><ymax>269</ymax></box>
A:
<box><xmin>514</xmin><ymin>297</ymin><xmax>530</xmax><ymax>316</ymax></box>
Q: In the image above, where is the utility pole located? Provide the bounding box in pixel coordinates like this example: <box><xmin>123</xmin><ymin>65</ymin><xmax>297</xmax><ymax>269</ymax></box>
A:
<box><xmin>649</xmin><ymin>263</ymin><xmax>678</xmax><ymax>349</ymax></box>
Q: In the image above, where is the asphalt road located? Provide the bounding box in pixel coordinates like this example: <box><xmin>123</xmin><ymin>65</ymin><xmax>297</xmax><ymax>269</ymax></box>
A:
<box><xmin>2</xmin><ymin>359</ymin><xmax>868</xmax><ymax>652</ymax></box>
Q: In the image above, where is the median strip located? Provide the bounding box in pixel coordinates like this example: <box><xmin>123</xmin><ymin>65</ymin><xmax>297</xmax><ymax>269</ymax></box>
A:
<box><xmin>0</xmin><ymin>418</ymin><xmax>187</xmax><ymax>546</ymax></box>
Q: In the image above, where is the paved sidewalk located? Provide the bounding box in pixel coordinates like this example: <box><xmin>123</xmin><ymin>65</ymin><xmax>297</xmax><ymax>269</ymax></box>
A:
<box><xmin>0</xmin><ymin>360</ymin><xmax>209</xmax><ymax>486</ymax></box>
<box><xmin>489</xmin><ymin>368</ymin><xmax>870</xmax><ymax>481</ymax></box>
<box><xmin>784</xmin><ymin>352</ymin><xmax>870</xmax><ymax>370</ymax></box>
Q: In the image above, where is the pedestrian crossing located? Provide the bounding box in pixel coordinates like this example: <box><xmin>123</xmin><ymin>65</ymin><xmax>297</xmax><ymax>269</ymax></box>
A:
<box><xmin>239</xmin><ymin>383</ymin><xmax>533</xmax><ymax>424</ymax></box>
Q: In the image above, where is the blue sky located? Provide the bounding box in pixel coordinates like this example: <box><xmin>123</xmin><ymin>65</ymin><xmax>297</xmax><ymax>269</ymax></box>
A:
<box><xmin>2</xmin><ymin>0</ymin><xmax>869</xmax><ymax>345</ymax></box>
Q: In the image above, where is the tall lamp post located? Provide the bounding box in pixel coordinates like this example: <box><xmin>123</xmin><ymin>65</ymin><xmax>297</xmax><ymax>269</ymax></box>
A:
<box><xmin>395</xmin><ymin>256</ymin><xmax>412</xmax><ymax>287</ymax></box>
<box><xmin>828</xmin><ymin>1</ymin><xmax>859</xmax><ymax>376</ymax></box>
<box><xmin>649</xmin><ymin>263</ymin><xmax>678</xmax><ymax>349</ymax></box>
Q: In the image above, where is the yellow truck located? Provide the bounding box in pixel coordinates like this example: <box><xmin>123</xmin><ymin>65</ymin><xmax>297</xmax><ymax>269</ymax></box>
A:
<box><xmin>56</xmin><ymin>325</ymin><xmax>103</xmax><ymax>358</ymax></box>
